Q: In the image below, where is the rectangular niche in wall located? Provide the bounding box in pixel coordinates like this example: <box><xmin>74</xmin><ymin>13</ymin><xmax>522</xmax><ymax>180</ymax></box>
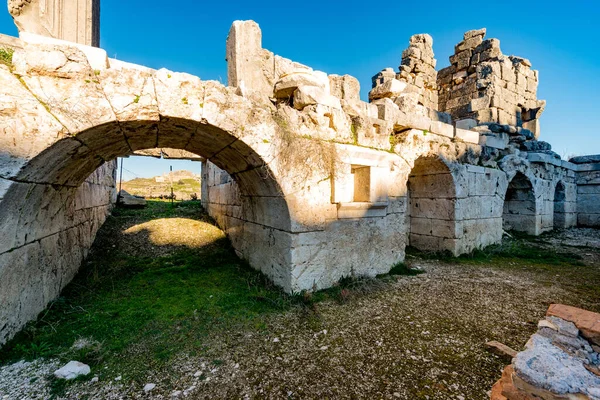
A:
<box><xmin>352</xmin><ymin>165</ymin><xmax>371</xmax><ymax>202</ymax></box>
<box><xmin>336</xmin><ymin>164</ymin><xmax>387</xmax><ymax>219</ymax></box>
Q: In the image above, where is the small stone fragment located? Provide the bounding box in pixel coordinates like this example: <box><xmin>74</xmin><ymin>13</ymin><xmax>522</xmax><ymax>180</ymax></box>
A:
<box><xmin>144</xmin><ymin>383</ymin><xmax>156</xmax><ymax>392</ymax></box>
<box><xmin>54</xmin><ymin>361</ymin><xmax>91</xmax><ymax>380</ymax></box>
<box><xmin>485</xmin><ymin>341</ymin><xmax>518</xmax><ymax>360</ymax></box>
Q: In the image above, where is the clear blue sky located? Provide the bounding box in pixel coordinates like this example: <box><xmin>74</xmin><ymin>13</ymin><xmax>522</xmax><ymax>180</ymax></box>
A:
<box><xmin>1</xmin><ymin>0</ymin><xmax>599</xmax><ymax>177</ymax></box>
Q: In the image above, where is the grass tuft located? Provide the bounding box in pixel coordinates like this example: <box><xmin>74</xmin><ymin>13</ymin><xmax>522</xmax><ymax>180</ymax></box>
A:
<box><xmin>0</xmin><ymin>47</ymin><xmax>14</xmax><ymax>68</ymax></box>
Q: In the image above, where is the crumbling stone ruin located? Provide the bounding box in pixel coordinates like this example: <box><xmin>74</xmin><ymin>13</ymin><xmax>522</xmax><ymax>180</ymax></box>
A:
<box><xmin>491</xmin><ymin>304</ymin><xmax>600</xmax><ymax>400</ymax></box>
<box><xmin>1</xmin><ymin>0</ymin><xmax>600</xmax><ymax>349</ymax></box>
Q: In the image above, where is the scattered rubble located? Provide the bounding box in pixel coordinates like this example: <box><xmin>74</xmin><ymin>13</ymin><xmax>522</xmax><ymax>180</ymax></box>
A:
<box><xmin>491</xmin><ymin>305</ymin><xmax>600</xmax><ymax>400</ymax></box>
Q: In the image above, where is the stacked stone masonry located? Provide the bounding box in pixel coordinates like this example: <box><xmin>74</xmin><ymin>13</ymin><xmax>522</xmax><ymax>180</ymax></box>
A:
<box><xmin>437</xmin><ymin>28</ymin><xmax>546</xmax><ymax>139</ymax></box>
<box><xmin>1</xmin><ymin>14</ymin><xmax>599</xmax><ymax>348</ymax></box>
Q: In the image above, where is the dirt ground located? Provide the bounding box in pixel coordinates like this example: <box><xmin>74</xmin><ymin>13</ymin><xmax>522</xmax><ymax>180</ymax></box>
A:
<box><xmin>1</xmin><ymin>203</ymin><xmax>599</xmax><ymax>400</ymax></box>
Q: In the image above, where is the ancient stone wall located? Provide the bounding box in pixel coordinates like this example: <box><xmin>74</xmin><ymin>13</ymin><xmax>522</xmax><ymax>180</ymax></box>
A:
<box><xmin>1</xmin><ymin>21</ymin><xmax>599</xmax><ymax>348</ymax></box>
<box><xmin>0</xmin><ymin>160</ymin><xmax>116</xmax><ymax>345</ymax></box>
<box><xmin>437</xmin><ymin>29</ymin><xmax>545</xmax><ymax>138</ymax></box>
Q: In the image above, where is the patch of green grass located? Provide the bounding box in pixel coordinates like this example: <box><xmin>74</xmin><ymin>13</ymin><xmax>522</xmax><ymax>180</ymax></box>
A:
<box><xmin>388</xmin><ymin>262</ymin><xmax>424</xmax><ymax>276</ymax></box>
<box><xmin>0</xmin><ymin>47</ymin><xmax>14</xmax><ymax>68</ymax></box>
<box><xmin>406</xmin><ymin>233</ymin><xmax>584</xmax><ymax>267</ymax></box>
<box><xmin>0</xmin><ymin>201</ymin><xmax>294</xmax><ymax>381</ymax></box>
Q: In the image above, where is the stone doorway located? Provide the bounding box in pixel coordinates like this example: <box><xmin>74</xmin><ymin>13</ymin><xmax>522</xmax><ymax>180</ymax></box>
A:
<box><xmin>407</xmin><ymin>157</ymin><xmax>457</xmax><ymax>253</ymax></box>
<box><xmin>502</xmin><ymin>172</ymin><xmax>537</xmax><ymax>235</ymax></box>
<box><xmin>553</xmin><ymin>181</ymin><xmax>567</xmax><ymax>229</ymax></box>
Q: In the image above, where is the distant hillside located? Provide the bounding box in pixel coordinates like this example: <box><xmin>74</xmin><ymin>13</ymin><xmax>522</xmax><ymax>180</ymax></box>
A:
<box><xmin>121</xmin><ymin>170</ymin><xmax>201</xmax><ymax>200</ymax></box>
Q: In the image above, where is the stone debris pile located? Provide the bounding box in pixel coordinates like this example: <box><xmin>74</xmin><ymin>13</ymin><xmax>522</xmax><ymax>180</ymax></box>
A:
<box><xmin>491</xmin><ymin>304</ymin><xmax>600</xmax><ymax>400</ymax></box>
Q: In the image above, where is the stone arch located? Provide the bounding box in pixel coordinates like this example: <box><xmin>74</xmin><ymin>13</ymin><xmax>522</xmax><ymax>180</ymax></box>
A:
<box><xmin>553</xmin><ymin>181</ymin><xmax>567</xmax><ymax>230</ymax></box>
<box><xmin>407</xmin><ymin>156</ymin><xmax>457</xmax><ymax>253</ymax></box>
<box><xmin>0</xmin><ymin>116</ymin><xmax>292</xmax><ymax>346</ymax></box>
<box><xmin>502</xmin><ymin>172</ymin><xmax>537</xmax><ymax>234</ymax></box>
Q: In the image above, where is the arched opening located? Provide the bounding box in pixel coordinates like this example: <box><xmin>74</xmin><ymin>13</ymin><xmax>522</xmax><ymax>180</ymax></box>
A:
<box><xmin>553</xmin><ymin>181</ymin><xmax>566</xmax><ymax>230</ymax></box>
<box><xmin>502</xmin><ymin>172</ymin><xmax>537</xmax><ymax>235</ymax></box>
<box><xmin>0</xmin><ymin>118</ymin><xmax>291</xmax><ymax>346</ymax></box>
<box><xmin>407</xmin><ymin>156</ymin><xmax>457</xmax><ymax>253</ymax></box>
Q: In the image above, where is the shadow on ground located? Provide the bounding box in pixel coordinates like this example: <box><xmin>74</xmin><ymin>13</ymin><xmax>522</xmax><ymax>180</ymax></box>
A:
<box><xmin>1</xmin><ymin>203</ymin><xmax>599</xmax><ymax>399</ymax></box>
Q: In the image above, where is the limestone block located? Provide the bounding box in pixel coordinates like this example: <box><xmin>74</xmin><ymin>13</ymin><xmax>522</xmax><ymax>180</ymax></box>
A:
<box><xmin>293</xmin><ymin>86</ymin><xmax>341</xmax><ymax>110</ymax></box>
<box><xmin>464</xmin><ymin>28</ymin><xmax>486</xmax><ymax>40</ymax></box>
<box><xmin>571</xmin><ymin>155</ymin><xmax>600</xmax><ymax>165</ymax></box>
<box><xmin>498</xmin><ymin>109</ymin><xmax>517</xmax><ymax>126</ymax></box>
<box><xmin>337</xmin><ymin>202</ymin><xmax>388</xmax><ymax>219</ymax></box>
<box><xmin>430</xmin><ymin>121</ymin><xmax>454</xmax><ymax>138</ymax></box>
<box><xmin>479</xmin><ymin>133</ymin><xmax>508</xmax><ymax>149</ymax></box>
<box><xmin>274</xmin><ymin>70</ymin><xmax>328</xmax><ymax>99</ymax></box>
<box><xmin>329</xmin><ymin>74</ymin><xmax>360</xmax><ymax>101</ymax></box>
<box><xmin>99</xmin><ymin>68</ymin><xmax>159</xmax><ymax>151</ymax></box>
<box><xmin>523</xmin><ymin>119</ymin><xmax>541</xmax><ymax>140</ymax></box>
<box><xmin>372</xmin><ymin>68</ymin><xmax>397</xmax><ymax>88</ymax></box>
<box><xmin>372</xmin><ymin>98</ymin><xmax>400</xmax><ymax>121</ymax></box>
<box><xmin>578</xmin><ymin>213</ymin><xmax>600</xmax><ymax>227</ymax></box>
<box><xmin>13</xmin><ymin>43</ymin><xmax>117</xmax><ymax>140</ymax></box>
<box><xmin>455</xmin><ymin>128</ymin><xmax>479</xmax><ymax>144</ymax></box>
<box><xmin>20</xmin><ymin>32</ymin><xmax>107</xmax><ymax>71</ymax></box>
<box><xmin>369</xmin><ymin>79</ymin><xmax>407</xmax><ymax>101</ymax></box>
<box><xmin>54</xmin><ymin>361</ymin><xmax>91</xmax><ymax>380</ymax></box>
<box><xmin>456</xmin><ymin>118</ymin><xmax>477</xmax><ymax>130</ymax></box>
<box><xmin>469</xmin><ymin>96</ymin><xmax>491</xmax><ymax>112</ymax></box>
<box><xmin>226</xmin><ymin>20</ymin><xmax>274</xmax><ymax>96</ymax></box>
<box><xmin>0</xmin><ymin>66</ymin><xmax>68</xmax><ymax>179</ymax></box>
<box><xmin>455</xmin><ymin>36</ymin><xmax>484</xmax><ymax>53</ymax></box>
<box><xmin>409</xmin><ymin>198</ymin><xmax>455</xmax><ymax>220</ymax></box>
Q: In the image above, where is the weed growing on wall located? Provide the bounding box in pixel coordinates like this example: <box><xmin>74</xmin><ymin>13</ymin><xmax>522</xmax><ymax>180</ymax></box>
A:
<box><xmin>272</xmin><ymin>109</ymin><xmax>339</xmax><ymax>187</ymax></box>
<box><xmin>0</xmin><ymin>47</ymin><xmax>14</xmax><ymax>68</ymax></box>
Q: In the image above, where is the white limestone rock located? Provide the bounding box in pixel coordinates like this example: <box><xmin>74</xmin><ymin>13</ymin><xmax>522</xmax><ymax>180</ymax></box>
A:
<box><xmin>118</xmin><ymin>190</ymin><xmax>146</xmax><ymax>207</ymax></box>
<box><xmin>513</xmin><ymin>334</ymin><xmax>600</xmax><ymax>397</ymax></box>
<box><xmin>143</xmin><ymin>383</ymin><xmax>156</xmax><ymax>392</ymax></box>
<box><xmin>368</xmin><ymin>79</ymin><xmax>407</xmax><ymax>101</ymax></box>
<box><xmin>53</xmin><ymin>361</ymin><xmax>91</xmax><ymax>380</ymax></box>
<box><xmin>293</xmin><ymin>86</ymin><xmax>341</xmax><ymax>110</ymax></box>
<box><xmin>274</xmin><ymin>70</ymin><xmax>328</xmax><ymax>99</ymax></box>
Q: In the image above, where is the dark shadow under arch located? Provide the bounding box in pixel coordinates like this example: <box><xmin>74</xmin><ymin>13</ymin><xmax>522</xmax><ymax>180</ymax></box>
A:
<box><xmin>502</xmin><ymin>172</ymin><xmax>536</xmax><ymax>234</ymax></box>
<box><xmin>554</xmin><ymin>181</ymin><xmax>566</xmax><ymax>230</ymax></box>
<box><xmin>407</xmin><ymin>156</ymin><xmax>457</xmax><ymax>253</ymax></box>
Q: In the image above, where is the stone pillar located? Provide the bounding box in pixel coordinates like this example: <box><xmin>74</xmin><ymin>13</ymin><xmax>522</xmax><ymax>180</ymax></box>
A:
<box><xmin>225</xmin><ymin>20</ymin><xmax>274</xmax><ymax>95</ymax></box>
<box><xmin>8</xmin><ymin>0</ymin><xmax>100</xmax><ymax>47</ymax></box>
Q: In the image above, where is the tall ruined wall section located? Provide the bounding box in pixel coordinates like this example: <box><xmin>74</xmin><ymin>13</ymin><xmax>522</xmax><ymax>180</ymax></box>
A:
<box><xmin>0</xmin><ymin>2</ymin><xmax>116</xmax><ymax>345</ymax></box>
<box><xmin>437</xmin><ymin>29</ymin><xmax>545</xmax><ymax>138</ymax></box>
<box><xmin>0</xmin><ymin>160</ymin><xmax>116</xmax><ymax>345</ymax></box>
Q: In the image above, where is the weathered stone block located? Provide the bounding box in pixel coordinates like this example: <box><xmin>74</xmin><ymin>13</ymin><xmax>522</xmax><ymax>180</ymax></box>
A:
<box><xmin>329</xmin><ymin>74</ymin><xmax>360</xmax><ymax>102</ymax></box>
<box><xmin>430</xmin><ymin>121</ymin><xmax>454</xmax><ymax>138</ymax></box>
<box><xmin>369</xmin><ymin>79</ymin><xmax>407</xmax><ymax>101</ymax></box>
<box><xmin>455</xmin><ymin>128</ymin><xmax>479</xmax><ymax>144</ymax></box>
